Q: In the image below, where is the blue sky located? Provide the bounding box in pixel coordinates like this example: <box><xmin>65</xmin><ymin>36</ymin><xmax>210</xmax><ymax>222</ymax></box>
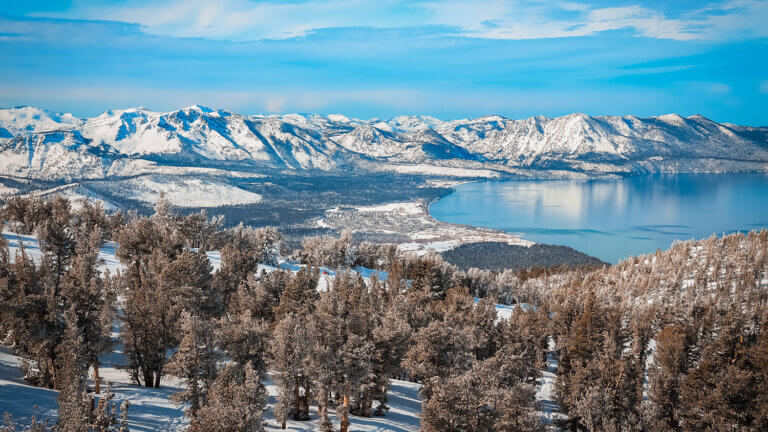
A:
<box><xmin>1</xmin><ymin>0</ymin><xmax>767</xmax><ymax>125</ymax></box>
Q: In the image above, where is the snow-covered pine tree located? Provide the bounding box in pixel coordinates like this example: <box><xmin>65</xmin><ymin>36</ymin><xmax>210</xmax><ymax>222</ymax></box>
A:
<box><xmin>165</xmin><ymin>312</ymin><xmax>222</xmax><ymax>419</ymax></box>
<box><xmin>55</xmin><ymin>309</ymin><xmax>90</xmax><ymax>432</ymax></box>
<box><xmin>189</xmin><ymin>363</ymin><xmax>266</xmax><ymax>432</ymax></box>
<box><xmin>273</xmin><ymin>268</ymin><xmax>318</xmax><ymax>321</ymax></box>
<box><xmin>270</xmin><ymin>313</ymin><xmax>311</xmax><ymax>428</ymax></box>
<box><xmin>308</xmin><ymin>272</ymin><xmax>373</xmax><ymax>432</ymax></box>
<box><xmin>370</xmin><ymin>294</ymin><xmax>411</xmax><ymax>414</ymax></box>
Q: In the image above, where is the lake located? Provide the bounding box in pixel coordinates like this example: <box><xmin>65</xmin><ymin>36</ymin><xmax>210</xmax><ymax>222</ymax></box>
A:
<box><xmin>429</xmin><ymin>173</ymin><xmax>768</xmax><ymax>264</ymax></box>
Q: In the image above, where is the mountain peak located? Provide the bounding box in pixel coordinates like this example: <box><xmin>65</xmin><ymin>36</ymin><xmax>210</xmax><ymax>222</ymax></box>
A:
<box><xmin>0</xmin><ymin>105</ymin><xmax>765</xmax><ymax>181</ymax></box>
<box><xmin>184</xmin><ymin>104</ymin><xmax>215</xmax><ymax>113</ymax></box>
<box><xmin>327</xmin><ymin>114</ymin><xmax>351</xmax><ymax>123</ymax></box>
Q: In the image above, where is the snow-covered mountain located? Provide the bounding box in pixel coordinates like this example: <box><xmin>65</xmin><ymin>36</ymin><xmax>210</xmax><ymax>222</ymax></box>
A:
<box><xmin>1</xmin><ymin>105</ymin><xmax>767</xmax><ymax>180</ymax></box>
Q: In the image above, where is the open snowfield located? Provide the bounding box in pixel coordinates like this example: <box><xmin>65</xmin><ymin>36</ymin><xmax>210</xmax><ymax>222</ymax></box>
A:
<box><xmin>123</xmin><ymin>177</ymin><xmax>263</xmax><ymax>207</ymax></box>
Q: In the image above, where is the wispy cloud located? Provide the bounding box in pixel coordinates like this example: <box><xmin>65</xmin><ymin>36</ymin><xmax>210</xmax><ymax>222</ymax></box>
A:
<box><xmin>426</xmin><ymin>0</ymin><xmax>768</xmax><ymax>41</ymax></box>
<box><xmin>28</xmin><ymin>0</ymin><xmax>768</xmax><ymax>42</ymax></box>
<box><xmin>3</xmin><ymin>2</ymin><xmax>767</xmax><ymax>124</ymax></box>
<box><xmin>0</xmin><ymin>83</ymin><xmax>424</xmax><ymax>116</ymax></box>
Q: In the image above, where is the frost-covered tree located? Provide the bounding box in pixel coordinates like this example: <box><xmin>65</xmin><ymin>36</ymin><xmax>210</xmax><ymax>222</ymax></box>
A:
<box><xmin>308</xmin><ymin>272</ymin><xmax>374</xmax><ymax>432</ymax></box>
<box><xmin>117</xmin><ymin>204</ymin><xmax>188</xmax><ymax>388</ymax></box>
<box><xmin>370</xmin><ymin>298</ymin><xmax>411</xmax><ymax>413</ymax></box>
<box><xmin>55</xmin><ymin>310</ymin><xmax>90</xmax><ymax>432</ymax></box>
<box><xmin>218</xmin><ymin>313</ymin><xmax>269</xmax><ymax>379</ymax></box>
<box><xmin>298</xmin><ymin>230</ymin><xmax>355</xmax><ymax>269</ymax></box>
<box><xmin>645</xmin><ymin>324</ymin><xmax>690</xmax><ymax>430</ymax></box>
<box><xmin>165</xmin><ymin>313</ymin><xmax>222</xmax><ymax>419</ymax></box>
<box><xmin>403</xmin><ymin>318</ymin><xmax>473</xmax><ymax>400</ymax></box>
<box><xmin>273</xmin><ymin>268</ymin><xmax>318</xmax><ymax>320</ymax></box>
<box><xmin>422</xmin><ymin>355</ymin><xmax>542</xmax><ymax>432</ymax></box>
<box><xmin>189</xmin><ymin>364</ymin><xmax>266</xmax><ymax>432</ymax></box>
<box><xmin>270</xmin><ymin>313</ymin><xmax>311</xmax><ymax>428</ymax></box>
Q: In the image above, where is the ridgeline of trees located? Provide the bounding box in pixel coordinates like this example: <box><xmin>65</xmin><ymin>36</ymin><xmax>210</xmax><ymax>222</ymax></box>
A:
<box><xmin>441</xmin><ymin>242</ymin><xmax>606</xmax><ymax>271</ymax></box>
<box><xmin>0</xmin><ymin>194</ymin><xmax>767</xmax><ymax>431</ymax></box>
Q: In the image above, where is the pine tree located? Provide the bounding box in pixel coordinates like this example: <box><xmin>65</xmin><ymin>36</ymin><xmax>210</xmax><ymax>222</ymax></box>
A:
<box><xmin>421</xmin><ymin>354</ymin><xmax>542</xmax><ymax>432</ymax></box>
<box><xmin>117</xmin><ymin>212</ymin><xmax>186</xmax><ymax>388</ymax></box>
<box><xmin>307</xmin><ymin>272</ymin><xmax>374</xmax><ymax>432</ymax></box>
<box><xmin>55</xmin><ymin>310</ymin><xmax>90</xmax><ymax>432</ymax></box>
<box><xmin>189</xmin><ymin>364</ymin><xmax>266</xmax><ymax>432</ymax></box>
<box><xmin>270</xmin><ymin>314</ymin><xmax>311</xmax><ymax>428</ymax></box>
<box><xmin>218</xmin><ymin>313</ymin><xmax>269</xmax><ymax>379</ymax></box>
<box><xmin>402</xmin><ymin>318</ymin><xmax>473</xmax><ymax>401</ymax></box>
<box><xmin>370</xmin><ymin>299</ymin><xmax>411</xmax><ymax>414</ymax></box>
<box><xmin>273</xmin><ymin>268</ymin><xmax>318</xmax><ymax>320</ymax></box>
<box><xmin>646</xmin><ymin>324</ymin><xmax>690</xmax><ymax>431</ymax></box>
<box><xmin>165</xmin><ymin>313</ymin><xmax>222</xmax><ymax>419</ymax></box>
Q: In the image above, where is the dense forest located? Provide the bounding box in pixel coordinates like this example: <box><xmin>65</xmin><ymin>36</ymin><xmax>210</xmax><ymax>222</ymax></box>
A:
<box><xmin>1</xmin><ymin>195</ymin><xmax>767</xmax><ymax>431</ymax></box>
<box><xmin>441</xmin><ymin>242</ymin><xmax>605</xmax><ymax>271</ymax></box>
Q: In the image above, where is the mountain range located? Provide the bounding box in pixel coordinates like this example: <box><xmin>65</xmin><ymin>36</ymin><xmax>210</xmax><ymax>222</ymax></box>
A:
<box><xmin>2</xmin><ymin>105</ymin><xmax>767</xmax><ymax>182</ymax></box>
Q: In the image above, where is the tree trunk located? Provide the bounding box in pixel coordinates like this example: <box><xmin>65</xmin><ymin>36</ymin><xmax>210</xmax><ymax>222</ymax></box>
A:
<box><xmin>318</xmin><ymin>387</ymin><xmax>329</xmax><ymax>421</ymax></box>
<box><xmin>362</xmin><ymin>389</ymin><xmax>372</xmax><ymax>417</ymax></box>
<box><xmin>302</xmin><ymin>380</ymin><xmax>311</xmax><ymax>419</ymax></box>
<box><xmin>143</xmin><ymin>368</ymin><xmax>154</xmax><ymax>388</ymax></box>
<box><xmin>340</xmin><ymin>383</ymin><xmax>351</xmax><ymax>432</ymax></box>
<box><xmin>93</xmin><ymin>359</ymin><xmax>101</xmax><ymax>394</ymax></box>
<box><xmin>154</xmin><ymin>367</ymin><xmax>162</xmax><ymax>388</ymax></box>
<box><xmin>293</xmin><ymin>381</ymin><xmax>301</xmax><ymax>420</ymax></box>
<box><xmin>48</xmin><ymin>362</ymin><xmax>57</xmax><ymax>390</ymax></box>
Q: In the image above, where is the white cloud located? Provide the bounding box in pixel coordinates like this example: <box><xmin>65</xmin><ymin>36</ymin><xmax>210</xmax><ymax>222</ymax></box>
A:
<box><xmin>35</xmin><ymin>0</ymin><xmax>424</xmax><ymax>40</ymax></box>
<box><xmin>707</xmin><ymin>83</ymin><xmax>732</xmax><ymax>95</ymax></box>
<box><xmin>264</xmin><ymin>97</ymin><xmax>287</xmax><ymax>113</ymax></box>
<box><xmin>22</xmin><ymin>0</ymin><xmax>768</xmax><ymax>42</ymax></box>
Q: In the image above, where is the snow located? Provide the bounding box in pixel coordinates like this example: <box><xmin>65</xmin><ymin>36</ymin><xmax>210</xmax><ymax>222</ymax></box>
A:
<box><xmin>536</xmin><ymin>337</ymin><xmax>567</xmax><ymax>426</ymax></box>
<box><xmin>356</xmin><ymin>202</ymin><xmax>423</xmax><ymax>215</ymax></box>
<box><xmin>0</xmin><ymin>231</ymin><xmax>421</xmax><ymax>431</ymax></box>
<box><xmin>0</xmin><ymin>230</ymin><xmax>562</xmax><ymax>431</ymax></box>
<box><xmin>3</xmin><ymin>232</ymin><xmax>123</xmax><ymax>275</ymax></box>
<box><xmin>1</xmin><ymin>339</ymin><xmax>423</xmax><ymax>432</ymax></box>
<box><xmin>261</xmin><ymin>378</ymin><xmax>421</xmax><ymax>432</ymax></box>
<box><xmin>0</xmin><ymin>185</ymin><xmax>19</xmax><ymax>197</ymax></box>
<box><xmin>123</xmin><ymin>177</ymin><xmax>262</xmax><ymax>207</ymax></box>
<box><xmin>2</xmin><ymin>106</ymin><xmax>766</xmax><ymax>182</ymax></box>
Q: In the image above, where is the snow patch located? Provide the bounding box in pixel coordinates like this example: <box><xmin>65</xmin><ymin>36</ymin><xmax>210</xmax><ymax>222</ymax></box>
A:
<box><xmin>124</xmin><ymin>177</ymin><xmax>262</xmax><ymax>207</ymax></box>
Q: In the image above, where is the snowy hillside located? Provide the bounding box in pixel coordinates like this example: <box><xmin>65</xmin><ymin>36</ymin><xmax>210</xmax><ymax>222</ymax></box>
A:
<box><xmin>1</xmin><ymin>106</ymin><xmax>766</xmax><ymax>181</ymax></box>
<box><xmin>0</xmin><ymin>231</ymin><xmax>422</xmax><ymax>431</ymax></box>
<box><xmin>0</xmin><ymin>343</ymin><xmax>423</xmax><ymax>432</ymax></box>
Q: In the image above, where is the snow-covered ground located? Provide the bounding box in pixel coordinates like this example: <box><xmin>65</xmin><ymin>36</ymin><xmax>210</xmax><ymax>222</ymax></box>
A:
<box><xmin>0</xmin><ymin>231</ymin><xmax>420</xmax><ymax>431</ymax></box>
<box><xmin>123</xmin><ymin>177</ymin><xmax>263</xmax><ymax>207</ymax></box>
<box><xmin>0</xmin><ymin>343</ymin><xmax>422</xmax><ymax>432</ymax></box>
<box><xmin>536</xmin><ymin>337</ymin><xmax>567</xmax><ymax>427</ymax></box>
<box><xmin>319</xmin><ymin>200</ymin><xmax>532</xmax><ymax>255</ymax></box>
<box><xmin>356</xmin><ymin>202</ymin><xmax>423</xmax><ymax>216</ymax></box>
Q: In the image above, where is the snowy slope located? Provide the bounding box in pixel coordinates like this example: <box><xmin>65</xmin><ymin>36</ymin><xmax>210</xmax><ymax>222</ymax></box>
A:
<box><xmin>0</xmin><ymin>232</ymin><xmax>419</xmax><ymax>431</ymax></box>
<box><xmin>1</xmin><ymin>106</ymin><xmax>766</xmax><ymax>181</ymax></box>
<box><xmin>3</xmin><ymin>230</ymin><xmax>570</xmax><ymax>430</ymax></box>
<box><xmin>0</xmin><ymin>343</ymin><xmax>422</xmax><ymax>432</ymax></box>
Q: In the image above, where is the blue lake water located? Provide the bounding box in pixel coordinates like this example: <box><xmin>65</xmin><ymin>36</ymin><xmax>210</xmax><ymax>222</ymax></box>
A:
<box><xmin>429</xmin><ymin>173</ymin><xmax>768</xmax><ymax>264</ymax></box>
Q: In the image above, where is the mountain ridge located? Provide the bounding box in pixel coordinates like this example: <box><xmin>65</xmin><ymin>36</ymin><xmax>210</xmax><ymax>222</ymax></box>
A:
<box><xmin>1</xmin><ymin>105</ymin><xmax>767</xmax><ymax>181</ymax></box>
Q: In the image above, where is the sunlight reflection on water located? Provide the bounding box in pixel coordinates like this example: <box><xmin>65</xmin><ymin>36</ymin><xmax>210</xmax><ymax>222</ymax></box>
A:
<box><xmin>430</xmin><ymin>173</ymin><xmax>768</xmax><ymax>263</ymax></box>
